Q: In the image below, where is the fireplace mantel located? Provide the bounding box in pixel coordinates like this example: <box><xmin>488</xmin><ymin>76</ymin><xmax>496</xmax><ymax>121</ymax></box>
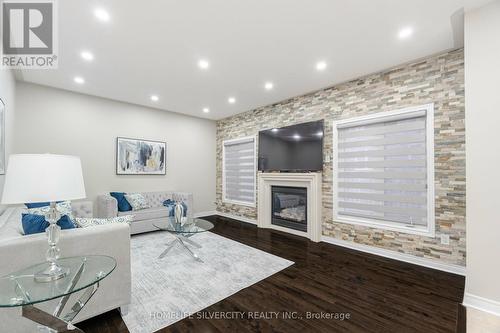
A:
<box><xmin>257</xmin><ymin>172</ymin><xmax>322</xmax><ymax>242</ymax></box>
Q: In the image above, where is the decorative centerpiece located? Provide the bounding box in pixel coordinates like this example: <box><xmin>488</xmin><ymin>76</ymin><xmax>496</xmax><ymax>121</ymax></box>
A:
<box><xmin>174</xmin><ymin>201</ymin><xmax>185</xmax><ymax>225</ymax></box>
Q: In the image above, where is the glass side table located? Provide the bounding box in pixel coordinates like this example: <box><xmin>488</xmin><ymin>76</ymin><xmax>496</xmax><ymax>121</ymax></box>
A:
<box><xmin>0</xmin><ymin>255</ymin><xmax>116</xmax><ymax>333</ymax></box>
<box><xmin>154</xmin><ymin>217</ymin><xmax>214</xmax><ymax>262</ymax></box>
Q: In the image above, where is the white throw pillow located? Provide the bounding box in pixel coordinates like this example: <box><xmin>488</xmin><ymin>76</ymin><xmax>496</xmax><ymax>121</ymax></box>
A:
<box><xmin>75</xmin><ymin>215</ymin><xmax>134</xmax><ymax>228</ymax></box>
<box><xmin>124</xmin><ymin>193</ymin><xmax>150</xmax><ymax>211</ymax></box>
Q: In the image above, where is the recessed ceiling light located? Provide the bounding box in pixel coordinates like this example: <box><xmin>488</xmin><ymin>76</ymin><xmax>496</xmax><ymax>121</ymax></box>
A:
<box><xmin>316</xmin><ymin>61</ymin><xmax>327</xmax><ymax>71</ymax></box>
<box><xmin>264</xmin><ymin>82</ymin><xmax>274</xmax><ymax>90</ymax></box>
<box><xmin>398</xmin><ymin>27</ymin><xmax>413</xmax><ymax>40</ymax></box>
<box><xmin>316</xmin><ymin>131</ymin><xmax>324</xmax><ymax>136</ymax></box>
<box><xmin>293</xmin><ymin>134</ymin><xmax>301</xmax><ymax>140</ymax></box>
<box><xmin>228</xmin><ymin>97</ymin><xmax>236</xmax><ymax>104</ymax></box>
<box><xmin>203</xmin><ymin>107</ymin><xmax>210</xmax><ymax>113</ymax></box>
<box><xmin>198</xmin><ymin>59</ymin><xmax>210</xmax><ymax>70</ymax></box>
<box><xmin>74</xmin><ymin>76</ymin><xmax>85</xmax><ymax>84</ymax></box>
<box><xmin>81</xmin><ymin>51</ymin><xmax>94</xmax><ymax>61</ymax></box>
<box><xmin>94</xmin><ymin>8</ymin><xmax>110</xmax><ymax>22</ymax></box>
<box><xmin>271</xmin><ymin>128</ymin><xmax>279</xmax><ymax>132</ymax></box>
<box><xmin>150</xmin><ymin>95</ymin><xmax>159</xmax><ymax>102</ymax></box>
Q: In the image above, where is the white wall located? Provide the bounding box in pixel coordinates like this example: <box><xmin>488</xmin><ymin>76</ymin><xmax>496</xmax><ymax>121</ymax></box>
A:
<box><xmin>13</xmin><ymin>82</ymin><xmax>216</xmax><ymax>213</ymax></box>
<box><xmin>464</xmin><ymin>0</ymin><xmax>500</xmax><ymax>315</ymax></box>
<box><xmin>0</xmin><ymin>69</ymin><xmax>16</xmax><ymax>200</ymax></box>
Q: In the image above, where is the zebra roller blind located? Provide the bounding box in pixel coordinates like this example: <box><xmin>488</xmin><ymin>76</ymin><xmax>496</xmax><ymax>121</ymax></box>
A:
<box><xmin>334</xmin><ymin>106</ymin><xmax>434</xmax><ymax>232</ymax></box>
<box><xmin>223</xmin><ymin>137</ymin><xmax>256</xmax><ymax>205</ymax></box>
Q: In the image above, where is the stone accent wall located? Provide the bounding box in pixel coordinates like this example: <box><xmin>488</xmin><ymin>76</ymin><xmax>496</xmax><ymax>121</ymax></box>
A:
<box><xmin>216</xmin><ymin>49</ymin><xmax>465</xmax><ymax>266</ymax></box>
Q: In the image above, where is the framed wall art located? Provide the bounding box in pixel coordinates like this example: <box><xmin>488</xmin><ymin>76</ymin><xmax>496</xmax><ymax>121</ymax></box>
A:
<box><xmin>116</xmin><ymin>137</ymin><xmax>166</xmax><ymax>175</ymax></box>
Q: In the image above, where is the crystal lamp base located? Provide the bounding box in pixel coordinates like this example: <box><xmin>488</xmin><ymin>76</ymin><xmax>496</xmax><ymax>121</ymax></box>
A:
<box><xmin>34</xmin><ymin>201</ymin><xmax>71</xmax><ymax>283</ymax></box>
<box><xmin>34</xmin><ymin>263</ymin><xmax>70</xmax><ymax>283</ymax></box>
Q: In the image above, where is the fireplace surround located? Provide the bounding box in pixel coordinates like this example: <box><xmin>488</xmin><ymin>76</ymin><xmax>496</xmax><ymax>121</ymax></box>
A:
<box><xmin>258</xmin><ymin>172</ymin><xmax>322</xmax><ymax>242</ymax></box>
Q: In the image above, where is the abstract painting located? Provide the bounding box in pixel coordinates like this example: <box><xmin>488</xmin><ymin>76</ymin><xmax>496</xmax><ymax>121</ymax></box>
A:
<box><xmin>0</xmin><ymin>99</ymin><xmax>5</xmax><ymax>175</ymax></box>
<box><xmin>116</xmin><ymin>137</ymin><xmax>166</xmax><ymax>175</ymax></box>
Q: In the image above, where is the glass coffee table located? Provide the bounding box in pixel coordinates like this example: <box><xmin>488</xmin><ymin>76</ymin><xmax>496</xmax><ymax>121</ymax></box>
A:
<box><xmin>153</xmin><ymin>217</ymin><xmax>214</xmax><ymax>262</ymax></box>
<box><xmin>0</xmin><ymin>255</ymin><xmax>116</xmax><ymax>333</ymax></box>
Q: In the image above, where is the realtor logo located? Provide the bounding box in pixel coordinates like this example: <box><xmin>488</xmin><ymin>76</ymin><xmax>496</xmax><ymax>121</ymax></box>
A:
<box><xmin>1</xmin><ymin>0</ymin><xmax>58</xmax><ymax>68</ymax></box>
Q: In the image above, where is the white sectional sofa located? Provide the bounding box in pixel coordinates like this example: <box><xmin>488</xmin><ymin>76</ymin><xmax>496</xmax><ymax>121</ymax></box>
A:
<box><xmin>0</xmin><ymin>202</ymin><xmax>131</xmax><ymax>333</ymax></box>
<box><xmin>97</xmin><ymin>191</ymin><xmax>193</xmax><ymax>234</ymax></box>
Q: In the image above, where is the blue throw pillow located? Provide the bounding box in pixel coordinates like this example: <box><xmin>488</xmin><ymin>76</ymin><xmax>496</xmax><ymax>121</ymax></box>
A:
<box><xmin>22</xmin><ymin>214</ymin><xmax>47</xmax><ymax>234</ymax></box>
<box><xmin>25</xmin><ymin>202</ymin><xmax>50</xmax><ymax>209</ymax></box>
<box><xmin>163</xmin><ymin>199</ymin><xmax>174</xmax><ymax>206</ymax></box>
<box><xmin>163</xmin><ymin>200</ymin><xmax>187</xmax><ymax>217</ymax></box>
<box><xmin>57</xmin><ymin>215</ymin><xmax>76</xmax><ymax>230</ymax></box>
<box><xmin>110</xmin><ymin>192</ymin><xmax>132</xmax><ymax>212</ymax></box>
<box><xmin>25</xmin><ymin>201</ymin><xmax>62</xmax><ymax>209</ymax></box>
<box><xmin>22</xmin><ymin>214</ymin><xmax>75</xmax><ymax>235</ymax></box>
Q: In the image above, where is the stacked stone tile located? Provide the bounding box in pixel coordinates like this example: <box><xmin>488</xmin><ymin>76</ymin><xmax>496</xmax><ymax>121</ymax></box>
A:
<box><xmin>216</xmin><ymin>49</ymin><xmax>465</xmax><ymax>266</ymax></box>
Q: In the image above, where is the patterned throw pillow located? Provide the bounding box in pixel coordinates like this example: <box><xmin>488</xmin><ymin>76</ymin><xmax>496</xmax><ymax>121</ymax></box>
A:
<box><xmin>124</xmin><ymin>193</ymin><xmax>150</xmax><ymax>211</ymax></box>
<box><xmin>74</xmin><ymin>215</ymin><xmax>134</xmax><ymax>228</ymax></box>
<box><xmin>24</xmin><ymin>201</ymin><xmax>74</xmax><ymax>220</ymax></box>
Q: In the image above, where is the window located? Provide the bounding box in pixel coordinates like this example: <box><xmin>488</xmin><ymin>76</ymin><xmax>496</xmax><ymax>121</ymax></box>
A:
<box><xmin>223</xmin><ymin>136</ymin><xmax>256</xmax><ymax>206</ymax></box>
<box><xmin>332</xmin><ymin>104</ymin><xmax>435</xmax><ymax>236</ymax></box>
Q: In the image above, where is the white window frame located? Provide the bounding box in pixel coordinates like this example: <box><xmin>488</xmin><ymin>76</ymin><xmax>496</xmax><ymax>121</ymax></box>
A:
<box><xmin>332</xmin><ymin>103</ymin><xmax>435</xmax><ymax>237</ymax></box>
<box><xmin>222</xmin><ymin>135</ymin><xmax>257</xmax><ymax>207</ymax></box>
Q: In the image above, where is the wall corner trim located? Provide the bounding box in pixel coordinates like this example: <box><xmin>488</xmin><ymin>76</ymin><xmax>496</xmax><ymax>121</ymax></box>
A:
<box><xmin>463</xmin><ymin>293</ymin><xmax>500</xmax><ymax>317</ymax></box>
<box><xmin>322</xmin><ymin>236</ymin><xmax>466</xmax><ymax>276</ymax></box>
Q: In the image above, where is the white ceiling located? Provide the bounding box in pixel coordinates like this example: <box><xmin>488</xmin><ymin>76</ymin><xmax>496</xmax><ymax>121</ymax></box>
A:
<box><xmin>18</xmin><ymin>0</ymin><xmax>468</xmax><ymax>120</ymax></box>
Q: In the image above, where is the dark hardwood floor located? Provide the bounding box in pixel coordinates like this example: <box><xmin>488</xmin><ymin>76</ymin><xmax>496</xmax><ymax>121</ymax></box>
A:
<box><xmin>79</xmin><ymin>215</ymin><xmax>465</xmax><ymax>333</ymax></box>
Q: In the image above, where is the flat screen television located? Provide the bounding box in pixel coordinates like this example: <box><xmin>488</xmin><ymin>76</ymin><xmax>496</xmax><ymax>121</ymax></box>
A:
<box><xmin>258</xmin><ymin>120</ymin><xmax>324</xmax><ymax>172</ymax></box>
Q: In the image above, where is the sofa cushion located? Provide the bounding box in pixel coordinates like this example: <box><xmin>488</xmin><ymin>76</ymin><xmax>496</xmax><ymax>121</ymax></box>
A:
<box><xmin>71</xmin><ymin>201</ymin><xmax>93</xmax><ymax>218</ymax></box>
<box><xmin>118</xmin><ymin>206</ymin><xmax>170</xmax><ymax>221</ymax></box>
<box><xmin>110</xmin><ymin>192</ymin><xmax>132</xmax><ymax>212</ymax></box>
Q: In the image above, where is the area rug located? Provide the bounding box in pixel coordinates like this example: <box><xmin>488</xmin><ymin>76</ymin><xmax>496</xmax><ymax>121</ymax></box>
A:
<box><xmin>121</xmin><ymin>230</ymin><xmax>294</xmax><ymax>333</ymax></box>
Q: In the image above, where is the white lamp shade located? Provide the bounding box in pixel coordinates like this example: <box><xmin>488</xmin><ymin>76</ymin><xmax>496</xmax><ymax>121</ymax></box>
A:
<box><xmin>1</xmin><ymin>154</ymin><xmax>86</xmax><ymax>204</ymax></box>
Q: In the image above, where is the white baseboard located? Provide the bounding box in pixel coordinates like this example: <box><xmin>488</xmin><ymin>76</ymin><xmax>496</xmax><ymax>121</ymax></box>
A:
<box><xmin>193</xmin><ymin>211</ymin><xmax>218</xmax><ymax>218</ymax></box>
<box><xmin>213</xmin><ymin>211</ymin><xmax>257</xmax><ymax>225</ymax></box>
<box><xmin>204</xmin><ymin>214</ymin><xmax>465</xmax><ymax>275</ymax></box>
<box><xmin>322</xmin><ymin>236</ymin><xmax>466</xmax><ymax>276</ymax></box>
<box><xmin>463</xmin><ymin>293</ymin><xmax>500</xmax><ymax>317</ymax></box>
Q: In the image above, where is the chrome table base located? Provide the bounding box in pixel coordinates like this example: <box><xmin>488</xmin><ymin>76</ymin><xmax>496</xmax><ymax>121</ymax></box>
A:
<box><xmin>158</xmin><ymin>233</ymin><xmax>203</xmax><ymax>262</ymax></box>
<box><xmin>18</xmin><ymin>261</ymin><xmax>100</xmax><ymax>333</ymax></box>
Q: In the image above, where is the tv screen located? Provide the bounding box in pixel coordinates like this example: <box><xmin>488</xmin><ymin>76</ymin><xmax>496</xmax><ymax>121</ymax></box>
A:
<box><xmin>258</xmin><ymin>120</ymin><xmax>324</xmax><ymax>172</ymax></box>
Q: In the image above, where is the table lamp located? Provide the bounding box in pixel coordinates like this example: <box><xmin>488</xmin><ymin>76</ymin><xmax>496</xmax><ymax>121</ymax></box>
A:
<box><xmin>1</xmin><ymin>154</ymin><xmax>86</xmax><ymax>282</ymax></box>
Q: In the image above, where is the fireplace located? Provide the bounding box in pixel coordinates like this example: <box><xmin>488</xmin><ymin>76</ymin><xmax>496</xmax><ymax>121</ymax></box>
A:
<box><xmin>271</xmin><ymin>186</ymin><xmax>307</xmax><ymax>232</ymax></box>
<box><xmin>258</xmin><ymin>173</ymin><xmax>321</xmax><ymax>242</ymax></box>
